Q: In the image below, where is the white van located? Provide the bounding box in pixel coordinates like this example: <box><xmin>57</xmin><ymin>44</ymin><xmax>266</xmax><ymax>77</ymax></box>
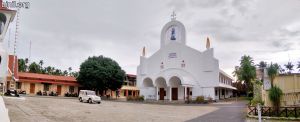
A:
<box><xmin>78</xmin><ymin>90</ymin><xmax>101</xmax><ymax>104</ymax></box>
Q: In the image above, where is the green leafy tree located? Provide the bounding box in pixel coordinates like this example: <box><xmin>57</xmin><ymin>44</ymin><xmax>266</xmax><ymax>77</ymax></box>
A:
<box><xmin>53</xmin><ymin>69</ymin><xmax>62</xmax><ymax>75</ymax></box>
<box><xmin>63</xmin><ymin>70</ymin><xmax>68</xmax><ymax>76</ymax></box>
<box><xmin>77</xmin><ymin>56</ymin><xmax>125</xmax><ymax>94</ymax></box>
<box><xmin>233</xmin><ymin>55</ymin><xmax>257</xmax><ymax>95</ymax></box>
<box><xmin>45</xmin><ymin>66</ymin><xmax>52</xmax><ymax>74</ymax></box>
<box><xmin>71</xmin><ymin>71</ymin><xmax>79</xmax><ymax>78</ymax></box>
<box><xmin>267</xmin><ymin>63</ymin><xmax>279</xmax><ymax>88</ymax></box>
<box><xmin>18</xmin><ymin>59</ymin><xmax>26</xmax><ymax>72</ymax></box>
<box><xmin>28</xmin><ymin>62</ymin><xmax>41</xmax><ymax>73</ymax></box>
<box><xmin>268</xmin><ymin>86</ymin><xmax>283</xmax><ymax>112</ymax></box>
<box><xmin>284</xmin><ymin>62</ymin><xmax>294</xmax><ymax>74</ymax></box>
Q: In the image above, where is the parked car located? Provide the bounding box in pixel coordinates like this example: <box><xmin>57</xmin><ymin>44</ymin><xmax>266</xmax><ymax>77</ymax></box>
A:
<box><xmin>78</xmin><ymin>90</ymin><xmax>101</xmax><ymax>104</ymax></box>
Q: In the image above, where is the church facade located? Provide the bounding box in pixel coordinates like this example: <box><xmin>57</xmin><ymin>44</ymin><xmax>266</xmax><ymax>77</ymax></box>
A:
<box><xmin>136</xmin><ymin>15</ymin><xmax>236</xmax><ymax>101</ymax></box>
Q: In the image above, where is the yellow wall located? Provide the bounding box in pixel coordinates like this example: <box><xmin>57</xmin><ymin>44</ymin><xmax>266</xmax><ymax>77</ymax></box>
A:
<box><xmin>18</xmin><ymin>82</ymin><xmax>78</xmax><ymax>96</ymax></box>
<box><xmin>263</xmin><ymin>74</ymin><xmax>300</xmax><ymax>106</ymax></box>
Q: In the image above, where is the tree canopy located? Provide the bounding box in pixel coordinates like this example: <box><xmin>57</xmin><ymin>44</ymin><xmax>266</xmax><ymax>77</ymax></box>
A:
<box><xmin>267</xmin><ymin>63</ymin><xmax>279</xmax><ymax>87</ymax></box>
<box><xmin>284</xmin><ymin>62</ymin><xmax>294</xmax><ymax>74</ymax></box>
<box><xmin>77</xmin><ymin>55</ymin><xmax>126</xmax><ymax>93</ymax></box>
<box><xmin>233</xmin><ymin>55</ymin><xmax>257</xmax><ymax>94</ymax></box>
<box><xmin>18</xmin><ymin>58</ymin><xmax>78</xmax><ymax>77</ymax></box>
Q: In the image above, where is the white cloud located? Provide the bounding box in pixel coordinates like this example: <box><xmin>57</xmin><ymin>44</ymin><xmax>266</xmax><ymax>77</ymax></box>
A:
<box><xmin>2</xmin><ymin>0</ymin><xmax>300</xmax><ymax>76</ymax></box>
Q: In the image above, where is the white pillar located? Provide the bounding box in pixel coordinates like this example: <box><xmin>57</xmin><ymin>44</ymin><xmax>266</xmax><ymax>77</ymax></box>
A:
<box><xmin>169</xmin><ymin>86</ymin><xmax>172</xmax><ymax>101</ymax></box>
<box><xmin>156</xmin><ymin>87</ymin><xmax>159</xmax><ymax>100</ymax></box>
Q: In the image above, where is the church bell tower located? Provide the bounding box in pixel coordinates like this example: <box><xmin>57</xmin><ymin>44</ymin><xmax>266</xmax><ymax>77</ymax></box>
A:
<box><xmin>160</xmin><ymin>12</ymin><xmax>186</xmax><ymax>48</ymax></box>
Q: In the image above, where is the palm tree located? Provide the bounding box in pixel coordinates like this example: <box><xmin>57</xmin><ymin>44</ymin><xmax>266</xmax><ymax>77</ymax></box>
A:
<box><xmin>45</xmin><ymin>66</ymin><xmax>52</xmax><ymax>74</ymax></box>
<box><xmin>63</xmin><ymin>70</ymin><xmax>68</xmax><ymax>76</ymax></box>
<box><xmin>68</xmin><ymin>67</ymin><xmax>72</xmax><ymax>76</ymax></box>
<box><xmin>267</xmin><ymin>63</ymin><xmax>279</xmax><ymax>88</ymax></box>
<box><xmin>25</xmin><ymin>58</ymin><xmax>29</xmax><ymax>72</ymax></box>
<box><xmin>257</xmin><ymin>61</ymin><xmax>267</xmax><ymax>82</ymax></box>
<box><xmin>235</xmin><ymin>55</ymin><xmax>257</xmax><ymax>94</ymax></box>
<box><xmin>39</xmin><ymin>60</ymin><xmax>44</xmax><ymax>69</ymax></box>
<box><xmin>278</xmin><ymin>65</ymin><xmax>285</xmax><ymax>74</ymax></box>
<box><xmin>268</xmin><ymin>86</ymin><xmax>283</xmax><ymax>113</ymax></box>
<box><xmin>257</xmin><ymin>61</ymin><xmax>267</xmax><ymax>70</ymax></box>
<box><xmin>284</xmin><ymin>62</ymin><xmax>294</xmax><ymax>74</ymax></box>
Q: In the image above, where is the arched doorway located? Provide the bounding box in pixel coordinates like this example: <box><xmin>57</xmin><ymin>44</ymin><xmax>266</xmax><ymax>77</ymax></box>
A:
<box><xmin>155</xmin><ymin>77</ymin><xmax>167</xmax><ymax>100</ymax></box>
<box><xmin>169</xmin><ymin>76</ymin><xmax>181</xmax><ymax>100</ymax></box>
<box><xmin>143</xmin><ymin>78</ymin><xmax>154</xmax><ymax>87</ymax></box>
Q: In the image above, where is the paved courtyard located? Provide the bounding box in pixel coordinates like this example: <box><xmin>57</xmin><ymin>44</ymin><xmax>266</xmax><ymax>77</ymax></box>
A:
<box><xmin>4</xmin><ymin>96</ymin><xmax>247</xmax><ymax>122</ymax></box>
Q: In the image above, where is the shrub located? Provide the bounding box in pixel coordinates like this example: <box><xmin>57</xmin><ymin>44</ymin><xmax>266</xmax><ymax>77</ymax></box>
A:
<box><xmin>127</xmin><ymin>96</ymin><xmax>144</xmax><ymax>102</ymax></box>
<box><xmin>195</xmin><ymin>96</ymin><xmax>205</xmax><ymax>103</ymax></box>
<box><xmin>268</xmin><ymin>86</ymin><xmax>283</xmax><ymax>109</ymax></box>
<box><xmin>207</xmin><ymin>97</ymin><xmax>213</xmax><ymax>103</ymax></box>
<box><xmin>126</xmin><ymin>96</ymin><xmax>133</xmax><ymax>101</ymax></box>
<box><xmin>251</xmin><ymin>99</ymin><xmax>264</xmax><ymax>106</ymax></box>
<box><xmin>138</xmin><ymin>96</ymin><xmax>144</xmax><ymax>101</ymax></box>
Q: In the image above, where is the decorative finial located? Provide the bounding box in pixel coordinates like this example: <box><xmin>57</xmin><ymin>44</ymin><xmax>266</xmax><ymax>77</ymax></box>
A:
<box><xmin>206</xmin><ymin>37</ymin><xmax>210</xmax><ymax>49</ymax></box>
<box><xmin>142</xmin><ymin>46</ymin><xmax>146</xmax><ymax>57</ymax></box>
<box><xmin>171</xmin><ymin>11</ymin><xmax>176</xmax><ymax>21</ymax></box>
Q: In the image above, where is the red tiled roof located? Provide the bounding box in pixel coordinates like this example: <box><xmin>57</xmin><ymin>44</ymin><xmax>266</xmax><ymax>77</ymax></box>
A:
<box><xmin>127</xmin><ymin>74</ymin><xmax>136</xmax><ymax>77</ymax></box>
<box><xmin>18</xmin><ymin>72</ymin><xmax>77</xmax><ymax>82</ymax></box>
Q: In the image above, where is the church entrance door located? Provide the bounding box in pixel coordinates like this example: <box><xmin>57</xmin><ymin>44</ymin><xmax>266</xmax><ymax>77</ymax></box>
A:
<box><xmin>172</xmin><ymin>88</ymin><xmax>178</xmax><ymax>100</ymax></box>
<box><xmin>159</xmin><ymin>88</ymin><xmax>164</xmax><ymax>100</ymax></box>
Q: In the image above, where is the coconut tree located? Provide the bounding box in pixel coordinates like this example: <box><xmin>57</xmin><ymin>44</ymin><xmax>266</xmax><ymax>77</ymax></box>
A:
<box><xmin>284</xmin><ymin>62</ymin><xmax>294</xmax><ymax>74</ymax></box>
<box><xmin>63</xmin><ymin>70</ymin><xmax>68</xmax><ymax>76</ymax></box>
<box><xmin>45</xmin><ymin>66</ymin><xmax>52</xmax><ymax>74</ymax></box>
<box><xmin>257</xmin><ymin>61</ymin><xmax>267</xmax><ymax>82</ymax></box>
<box><xmin>267</xmin><ymin>63</ymin><xmax>279</xmax><ymax>88</ymax></box>
<box><xmin>68</xmin><ymin>67</ymin><xmax>72</xmax><ymax>76</ymax></box>
<box><xmin>278</xmin><ymin>65</ymin><xmax>286</xmax><ymax>74</ymax></box>
<box><xmin>25</xmin><ymin>58</ymin><xmax>29</xmax><ymax>72</ymax></box>
<box><xmin>234</xmin><ymin>55</ymin><xmax>257</xmax><ymax>95</ymax></box>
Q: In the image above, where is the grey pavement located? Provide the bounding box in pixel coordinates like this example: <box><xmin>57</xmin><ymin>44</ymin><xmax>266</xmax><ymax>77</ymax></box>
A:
<box><xmin>186</xmin><ymin>101</ymin><xmax>247</xmax><ymax>122</ymax></box>
<box><xmin>3</xmin><ymin>96</ymin><xmax>249</xmax><ymax>122</ymax></box>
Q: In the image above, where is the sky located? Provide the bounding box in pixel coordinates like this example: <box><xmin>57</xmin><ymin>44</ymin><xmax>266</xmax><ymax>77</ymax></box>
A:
<box><xmin>3</xmin><ymin>0</ymin><xmax>300</xmax><ymax>76</ymax></box>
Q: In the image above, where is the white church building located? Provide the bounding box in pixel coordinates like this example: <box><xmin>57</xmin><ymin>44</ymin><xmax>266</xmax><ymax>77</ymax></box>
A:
<box><xmin>137</xmin><ymin>14</ymin><xmax>236</xmax><ymax>101</ymax></box>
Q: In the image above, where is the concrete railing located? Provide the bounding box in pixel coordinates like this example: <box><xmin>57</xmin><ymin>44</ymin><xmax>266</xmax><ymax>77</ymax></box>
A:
<box><xmin>0</xmin><ymin>96</ymin><xmax>10</xmax><ymax>122</ymax></box>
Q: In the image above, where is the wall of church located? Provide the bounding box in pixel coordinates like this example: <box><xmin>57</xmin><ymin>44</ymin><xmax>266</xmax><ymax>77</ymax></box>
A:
<box><xmin>137</xmin><ymin>18</ymin><xmax>235</xmax><ymax>101</ymax></box>
<box><xmin>140</xmin><ymin>87</ymin><xmax>156</xmax><ymax>100</ymax></box>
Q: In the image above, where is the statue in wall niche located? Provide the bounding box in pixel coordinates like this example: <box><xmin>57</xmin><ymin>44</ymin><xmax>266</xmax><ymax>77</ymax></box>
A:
<box><xmin>171</xmin><ymin>28</ymin><xmax>176</xmax><ymax>40</ymax></box>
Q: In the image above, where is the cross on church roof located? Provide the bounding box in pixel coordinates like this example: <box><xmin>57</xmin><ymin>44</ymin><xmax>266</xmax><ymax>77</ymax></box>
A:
<box><xmin>171</xmin><ymin>11</ymin><xmax>176</xmax><ymax>21</ymax></box>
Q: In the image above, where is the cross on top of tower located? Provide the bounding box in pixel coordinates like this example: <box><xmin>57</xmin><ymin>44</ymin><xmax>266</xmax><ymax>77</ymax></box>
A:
<box><xmin>171</xmin><ymin>11</ymin><xmax>176</xmax><ymax>21</ymax></box>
